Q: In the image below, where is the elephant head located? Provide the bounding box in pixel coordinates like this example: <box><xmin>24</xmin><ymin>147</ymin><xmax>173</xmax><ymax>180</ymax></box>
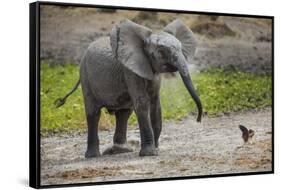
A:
<box><xmin>110</xmin><ymin>19</ymin><xmax>202</xmax><ymax>122</ymax></box>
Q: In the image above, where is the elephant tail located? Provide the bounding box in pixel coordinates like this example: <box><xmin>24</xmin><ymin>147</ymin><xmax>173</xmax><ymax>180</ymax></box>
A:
<box><xmin>54</xmin><ymin>79</ymin><xmax>81</xmax><ymax>108</ymax></box>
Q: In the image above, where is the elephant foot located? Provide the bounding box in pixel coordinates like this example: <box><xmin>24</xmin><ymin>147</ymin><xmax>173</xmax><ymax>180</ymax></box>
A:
<box><xmin>85</xmin><ymin>148</ymin><xmax>101</xmax><ymax>158</ymax></box>
<box><xmin>102</xmin><ymin>144</ymin><xmax>133</xmax><ymax>155</ymax></box>
<box><xmin>139</xmin><ymin>145</ymin><xmax>158</xmax><ymax>156</ymax></box>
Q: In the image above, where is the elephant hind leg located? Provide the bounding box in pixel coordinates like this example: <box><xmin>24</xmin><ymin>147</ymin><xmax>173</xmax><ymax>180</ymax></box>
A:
<box><xmin>81</xmin><ymin>79</ymin><xmax>102</xmax><ymax>158</ymax></box>
<box><xmin>114</xmin><ymin>109</ymin><xmax>132</xmax><ymax>144</ymax></box>
<box><xmin>103</xmin><ymin>109</ymin><xmax>134</xmax><ymax>155</ymax></box>
<box><xmin>82</xmin><ymin>91</ymin><xmax>102</xmax><ymax>158</ymax></box>
<box><xmin>84</xmin><ymin>108</ymin><xmax>101</xmax><ymax>158</ymax></box>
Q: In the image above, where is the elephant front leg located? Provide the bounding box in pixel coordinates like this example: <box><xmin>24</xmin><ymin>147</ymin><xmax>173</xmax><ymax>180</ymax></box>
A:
<box><xmin>150</xmin><ymin>95</ymin><xmax>162</xmax><ymax>148</ymax></box>
<box><xmin>134</xmin><ymin>97</ymin><xmax>158</xmax><ymax>156</ymax></box>
<box><xmin>123</xmin><ymin>70</ymin><xmax>157</xmax><ymax>156</ymax></box>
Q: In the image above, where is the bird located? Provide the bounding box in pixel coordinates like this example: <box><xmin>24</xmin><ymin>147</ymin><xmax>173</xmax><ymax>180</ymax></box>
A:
<box><xmin>239</xmin><ymin>125</ymin><xmax>255</xmax><ymax>144</ymax></box>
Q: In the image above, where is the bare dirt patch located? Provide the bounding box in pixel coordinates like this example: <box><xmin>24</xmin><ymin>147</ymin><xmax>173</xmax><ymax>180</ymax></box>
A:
<box><xmin>41</xmin><ymin>108</ymin><xmax>272</xmax><ymax>185</ymax></box>
<box><xmin>191</xmin><ymin>22</ymin><xmax>236</xmax><ymax>38</ymax></box>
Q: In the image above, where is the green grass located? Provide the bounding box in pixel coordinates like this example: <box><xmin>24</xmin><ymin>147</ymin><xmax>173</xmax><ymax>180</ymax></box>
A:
<box><xmin>40</xmin><ymin>63</ymin><xmax>272</xmax><ymax>135</ymax></box>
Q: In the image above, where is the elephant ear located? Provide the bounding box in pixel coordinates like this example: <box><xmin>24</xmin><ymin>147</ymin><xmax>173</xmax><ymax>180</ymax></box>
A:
<box><xmin>163</xmin><ymin>19</ymin><xmax>197</xmax><ymax>61</ymax></box>
<box><xmin>110</xmin><ymin>19</ymin><xmax>154</xmax><ymax>80</ymax></box>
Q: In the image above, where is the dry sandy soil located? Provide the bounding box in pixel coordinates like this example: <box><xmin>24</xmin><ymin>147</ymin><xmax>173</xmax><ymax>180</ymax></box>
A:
<box><xmin>41</xmin><ymin>109</ymin><xmax>272</xmax><ymax>185</ymax></box>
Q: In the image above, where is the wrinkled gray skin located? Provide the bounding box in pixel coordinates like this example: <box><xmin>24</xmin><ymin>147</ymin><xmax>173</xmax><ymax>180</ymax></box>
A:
<box><xmin>57</xmin><ymin>19</ymin><xmax>202</xmax><ymax>158</ymax></box>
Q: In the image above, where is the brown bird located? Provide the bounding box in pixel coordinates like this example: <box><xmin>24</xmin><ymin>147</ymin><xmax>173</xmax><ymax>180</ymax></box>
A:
<box><xmin>239</xmin><ymin>125</ymin><xmax>255</xmax><ymax>143</ymax></box>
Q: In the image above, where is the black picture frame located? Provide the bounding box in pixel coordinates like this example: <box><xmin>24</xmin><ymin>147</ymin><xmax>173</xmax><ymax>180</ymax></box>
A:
<box><xmin>30</xmin><ymin>1</ymin><xmax>274</xmax><ymax>189</ymax></box>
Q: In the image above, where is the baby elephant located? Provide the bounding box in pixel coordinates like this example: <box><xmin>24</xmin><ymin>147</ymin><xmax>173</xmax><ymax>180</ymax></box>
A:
<box><xmin>55</xmin><ymin>19</ymin><xmax>202</xmax><ymax>157</ymax></box>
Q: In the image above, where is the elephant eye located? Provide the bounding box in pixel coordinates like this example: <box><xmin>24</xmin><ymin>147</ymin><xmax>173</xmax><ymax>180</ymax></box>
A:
<box><xmin>157</xmin><ymin>49</ymin><xmax>166</xmax><ymax>58</ymax></box>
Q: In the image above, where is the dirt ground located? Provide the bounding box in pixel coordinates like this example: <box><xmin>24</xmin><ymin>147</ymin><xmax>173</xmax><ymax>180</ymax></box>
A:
<box><xmin>41</xmin><ymin>108</ymin><xmax>272</xmax><ymax>185</ymax></box>
<box><xmin>40</xmin><ymin>5</ymin><xmax>272</xmax><ymax>73</ymax></box>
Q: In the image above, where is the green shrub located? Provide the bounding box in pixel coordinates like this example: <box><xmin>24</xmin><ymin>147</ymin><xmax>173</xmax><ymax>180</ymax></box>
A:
<box><xmin>40</xmin><ymin>63</ymin><xmax>272</xmax><ymax>136</ymax></box>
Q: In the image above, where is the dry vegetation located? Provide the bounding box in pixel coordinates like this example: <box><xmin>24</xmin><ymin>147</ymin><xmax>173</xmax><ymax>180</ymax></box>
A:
<box><xmin>40</xmin><ymin>5</ymin><xmax>272</xmax><ymax>73</ymax></box>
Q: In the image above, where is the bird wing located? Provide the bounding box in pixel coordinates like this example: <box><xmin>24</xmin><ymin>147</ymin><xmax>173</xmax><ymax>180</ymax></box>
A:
<box><xmin>239</xmin><ymin>125</ymin><xmax>248</xmax><ymax>133</ymax></box>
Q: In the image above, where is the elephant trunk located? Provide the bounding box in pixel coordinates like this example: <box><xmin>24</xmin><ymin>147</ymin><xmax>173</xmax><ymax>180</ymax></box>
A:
<box><xmin>174</xmin><ymin>53</ymin><xmax>202</xmax><ymax>122</ymax></box>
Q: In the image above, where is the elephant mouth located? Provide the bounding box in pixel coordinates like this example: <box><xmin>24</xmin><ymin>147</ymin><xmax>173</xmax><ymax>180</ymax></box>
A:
<box><xmin>161</xmin><ymin>63</ymin><xmax>178</xmax><ymax>72</ymax></box>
